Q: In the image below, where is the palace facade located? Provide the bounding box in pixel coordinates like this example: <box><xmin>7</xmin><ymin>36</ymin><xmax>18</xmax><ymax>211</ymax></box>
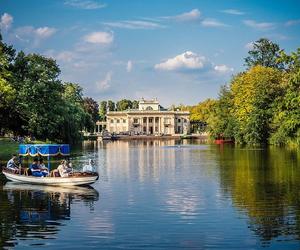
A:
<box><xmin>101</xmin><ymin>99</ymin><xmax>190</xmax><ymax>135</ymax></box>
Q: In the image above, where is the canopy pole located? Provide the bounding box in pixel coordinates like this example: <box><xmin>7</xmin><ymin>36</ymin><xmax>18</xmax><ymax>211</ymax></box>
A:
<box><xmin>47</xmin><ymin>155</ymin><xmax>50</xmax><ymax>171</ymax></box>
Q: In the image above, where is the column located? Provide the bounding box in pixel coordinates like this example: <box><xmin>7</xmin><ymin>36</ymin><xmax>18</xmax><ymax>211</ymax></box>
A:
<box><xmin>159</xmin><ymin>117</ymin><xmax>161</xmax><ymax>134</ymax></box>
<box><xmin>146</xmin><ymin>117</ymin><xmax>149</xmax><ymax>134</ymax></box>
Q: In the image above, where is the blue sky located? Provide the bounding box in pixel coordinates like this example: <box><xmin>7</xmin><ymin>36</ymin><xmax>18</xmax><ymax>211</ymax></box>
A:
<box><xmin>1</xmin><ymin>0</ymin><xmax>300</xmax><ymax>106</ymax></box>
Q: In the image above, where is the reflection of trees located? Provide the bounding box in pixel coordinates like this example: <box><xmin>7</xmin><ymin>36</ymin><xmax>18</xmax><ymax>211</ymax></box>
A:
<box><xmin>217</xmin><ymin>146</ymin><xmax>300</xmax><ymax>243</ymax></box>
<box><xmin>0</xmin><ymin>183</ymin><xmax>99</xmax><ymax>248</ymax></box>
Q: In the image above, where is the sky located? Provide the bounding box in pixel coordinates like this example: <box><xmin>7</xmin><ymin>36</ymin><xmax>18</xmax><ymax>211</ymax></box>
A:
<box><xmin>1</xmin><ymin>0</ymin><xmax>300</xmax><ymax>107</ymax></box>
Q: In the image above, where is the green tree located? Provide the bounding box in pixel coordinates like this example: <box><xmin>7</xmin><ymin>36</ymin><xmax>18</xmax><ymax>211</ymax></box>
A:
<box><xmin>116</xmin><ymin>99</ymin><xmax>132</xmax><ymax>111</ymax></box>
<box><xmin>61</xmin><ymin>83</ymin><xmax>93</xmax><ymax>142</ymax></box>
<box><xmin>99</xmin><ymin>101</ymin><xmax>107</xmax><ymax>121</ymax></box>
<box><xmin>83</xmin><ymin>97</ymin><xmax>99</xmax><ymax>122</ymax></box>
<box><xmin>107</xmin><ymin>100</ymin><xmax>115</xmax><ymax>111</ymax></box>
<box><xmin>132</xmin><ymin>100</ymin><xmax>139</xmax><ymax>109</ymax></box>
<box><xmin>207</xmin><ymin>86</ymin><xmax>236</xmax><ymax>139</ymax></box>
<box><xmin>0</xmin><ymin>34</ymin><xmax>17</xmax><ymax>134</ymax></box>
<box><xmin>270</xmin><ymin>49</ymin><xmax>300</xmax><ymax>146</ymax></box>
<box><xmin>11</xmin><ymin>53</ymin><xmax>65</xmax><ymax>140</ymax></box>
<box><xmin>231</xmin><ymin>66</ymin><xmax>283</xmax><ymax>144</ymax></box>
<box><xmin>244</xmin><ymin>38</ymin><xmax>283</xmax><ymax>69</ymax></box>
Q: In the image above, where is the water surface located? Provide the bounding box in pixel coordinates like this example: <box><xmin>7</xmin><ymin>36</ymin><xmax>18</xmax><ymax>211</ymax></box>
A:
<box><xmin>0</xmin><ymin>139</ymin><xmax>300</xmax><ymax>249</ymax></box>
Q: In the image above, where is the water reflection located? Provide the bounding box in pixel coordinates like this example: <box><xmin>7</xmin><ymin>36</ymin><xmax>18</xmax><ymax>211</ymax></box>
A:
<box><xmin>0</xmin><ymin>183</ymin><xmax>99</xmax><ymax>249</ymax></box>
<box><xmin>217</xmin><ymin>146</ymin><xmax>300</xmax><ymax>244</ymax></box>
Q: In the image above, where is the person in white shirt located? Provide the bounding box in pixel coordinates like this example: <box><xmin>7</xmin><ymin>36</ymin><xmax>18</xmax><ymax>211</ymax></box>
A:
<box><xmin>6</xmin><ymin>154</ymin><xmax>19</xmax><ymax>171</ymax></box>
<box><xmin>57</xmin><ymin>160</ymin><xmax>73</xmax><ymax>177</ymax></box>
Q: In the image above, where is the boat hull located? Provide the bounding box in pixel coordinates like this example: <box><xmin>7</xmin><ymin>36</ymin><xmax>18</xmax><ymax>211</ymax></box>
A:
<box><xmin>2</xmin><ymin>170</ymin><xmax>99</xmax><ymax>186</ymax></box>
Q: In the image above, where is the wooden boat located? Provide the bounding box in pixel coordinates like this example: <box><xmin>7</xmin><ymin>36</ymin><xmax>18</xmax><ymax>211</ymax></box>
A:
<box><xmin>2</xmin><ymin>144</ymin><xmax>99</xmax><ymax>186</ymax></box>
<box><xmin>2</xmin><ymin>168</ymin><xmax>99</xmax><ymax>186</ymax></box>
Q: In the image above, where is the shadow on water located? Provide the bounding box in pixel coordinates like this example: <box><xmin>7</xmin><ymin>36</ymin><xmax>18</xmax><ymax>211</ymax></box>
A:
<box><xmin>0</xmin><ymin>183</ymin><xmax>99</xmax><ymax>249</ymax></box>
<box><xmin>216</xmin><ymin>145</ymin><xmax>300</xmax><ymax>245</ymax></box>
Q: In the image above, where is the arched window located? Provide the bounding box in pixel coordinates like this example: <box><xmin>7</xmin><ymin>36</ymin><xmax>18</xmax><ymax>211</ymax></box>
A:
<box><xmin>146</xmin><ymin>106</ymin><xmax>153</xmax><ymax>111</ymax></box>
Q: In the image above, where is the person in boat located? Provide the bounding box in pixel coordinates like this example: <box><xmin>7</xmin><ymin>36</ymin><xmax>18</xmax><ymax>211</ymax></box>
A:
<box><xmin>38</xmin><ymin>158</ymin><xmax>49</xmax><ymax>176</ymax></box>
<box><xmin>30</xmin><ymin>158</ymin><xmax>48</xmax><ymax>177</ymax></box>
<box><xmin>57</xmin><ymin>159</ymin><xmax>73</xmax><ymax>177</ymax></box>
<box><xmin>6</xmin><ymin>154</ymin><xmax>19</xmax><ymax>172</ymax></box>
<box><xmin>82</xmin><ymin>159</ymin><xmax>95</xmax><ymax>173</ymax></box>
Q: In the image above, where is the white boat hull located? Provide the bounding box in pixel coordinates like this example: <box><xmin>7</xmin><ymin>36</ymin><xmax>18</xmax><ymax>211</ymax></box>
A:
<box><xmin>2</xmin><ymin>171</ymin><xmax>99</xmax><ymax>186</ymax></box>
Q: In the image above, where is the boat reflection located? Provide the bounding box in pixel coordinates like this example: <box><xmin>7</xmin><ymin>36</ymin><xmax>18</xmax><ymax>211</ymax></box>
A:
<box><xmin>0</xmin><ymin>183</ymin><xmax>99</xmax><ymax>248</ymax></box>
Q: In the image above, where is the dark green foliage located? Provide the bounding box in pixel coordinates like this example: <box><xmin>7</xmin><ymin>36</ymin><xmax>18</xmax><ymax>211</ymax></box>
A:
<box><xmin>245</xmin><ymin>38</ymin><xmax>283</xmax><ymax>69</ymax></box>
<box><xmin>0</xmin><ymin>34</ymin><xmax>95</xmax><ymax>142</ymax></box>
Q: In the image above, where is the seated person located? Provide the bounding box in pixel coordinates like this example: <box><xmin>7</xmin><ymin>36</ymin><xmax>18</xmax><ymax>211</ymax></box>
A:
<box><xmin>30</xmin><ymin>158</ymin><xmax>48</xmax><ymax>177</ymax></box>
<box><xmin>57</xmin><ymin>160</ymin><xmax>73</xmax><ymax>177</ymax></box>
<box><xmin>38</xmin><ymin>158</ymin><xmax>49</xmax><ymax>176</ymax></box>
<box><xmin>82</xmin><ymin>159</ymin><xmax>96</xmax><ymax>173</ymax></box>
<box><xmin>6</xmin><ymin>154</ymin><xmax>20</xmax><ymax>172</ymax></box>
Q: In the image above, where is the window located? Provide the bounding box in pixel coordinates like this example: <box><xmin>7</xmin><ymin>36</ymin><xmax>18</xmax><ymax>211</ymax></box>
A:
<box><xmin>178</xmin><ymin>126</ymin><xmax>181</xmax><ymax>132</ymax></box>
<box><xmin>155</xmin><ymin>127</ymin><xmax>158</xmax><ymax>132</ymax></box>
<box><xmin>146</xmin><ymin>106</ymin><xmax>153</xmax><ymax>110</ymax></box>
<box><xmin>110</xmin><ymin>119</ymin><xmax>114</xmax><ymax>123</ymax></box>
<box><xmin>143</xmin><ymin>118</ymin><xmax>147</xmax><ymax>123</ymax></box>
<box><xmin>143</xmin><ymin>126</ymin><xmax>146</xmax><ymax>132</ymax></box>
<box><xmin>123</xmin><ymin>119</ymin><xmax>126</xmax><ymax>123</ymax></box>
<box><xmin>149</xmin><ymin>118</ymin><xmax>153</xmax><ymax>123</ymax></box>
<box><xmin>178</xmin><ymin>118</ymin><xmax>181</xmax><ymax>123</ymax></box>
<box><xmin>134</xmin><ymin>118</ymin><xmax>139</xmax><ymax>123</ymax></box>
<box><xmin>155</xmin><ymin>117</ymin><xmax>159</xmax><ymax>123</ymax></box>
<box><xmin>117</xmin><ymin>119</ymin><xmax>120</xmax><ymax>123</ymax></box>
<box><xmin>183</xmin><ymin>119</ymin><xmax>187</xmax><ymax>123</ymax></box>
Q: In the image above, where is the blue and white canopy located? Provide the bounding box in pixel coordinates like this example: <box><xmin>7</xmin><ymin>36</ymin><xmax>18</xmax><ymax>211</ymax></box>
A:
<box><xmin>19</xmin><ymin>144</ymin><xmax>70</xmax><ymax>157</ymax></box>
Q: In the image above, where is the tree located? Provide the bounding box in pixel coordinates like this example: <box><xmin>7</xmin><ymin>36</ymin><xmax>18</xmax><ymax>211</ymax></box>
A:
<box><xmin>0</xmin><ymin>33</ymin><xmax>17</xmax><ymax>134</ymax></box>
<box><xmin>14</xmin><ymin>53</ymin><xmax>65</xmax><ymax>140</ymax></box>
<box><xmin>116</xmin><ymin>99</ymin><xmax>132</xmax><ymax>111</ymax></box>
<box><xmin>61</xmin><ymin>82</ymin><xmax>93</xmax><ymax>142</ymax></box>
<box><xmin>244</xmin><ymin>38</ymin><xmax>283</xmax><ymax>69</ymax></box>
<box><xmin>231</xmin><ymin>66</ymin><xmax>283</xmax><ymax>144</ymax></box>
<box><xmin>207</xmin><ymin>86</ymin><xmax>236</xmax><ymax>139</ymax></box>
<box><xmin>83</xmin><ymin>97</ymin><xmax>99</xmax><ymax>123</ymax></box>
<box><xmin>107</xmin><ymin>100</ymin><xmax>115</xmax><ymax>112</ymax></box>
<box><xmin>132</xmin><ymin>100</ymin><xmax>139</xmax><ymax>109</ymax></box>
<box><xmin>270</xmin><ymin>49</ymin><xmax>300</xmax><ymax>145</ymax></box>
<box><xmin>99</xmin><ymin>101</ymin><xmax>107</xmax><ymax>121</ymax></box>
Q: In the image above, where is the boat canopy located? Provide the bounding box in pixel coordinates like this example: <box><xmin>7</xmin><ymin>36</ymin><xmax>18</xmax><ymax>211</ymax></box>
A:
<box><xmin>19</xmin><ymin>144</ymin><xmax>70</xmax><ymax>157</ymax></box>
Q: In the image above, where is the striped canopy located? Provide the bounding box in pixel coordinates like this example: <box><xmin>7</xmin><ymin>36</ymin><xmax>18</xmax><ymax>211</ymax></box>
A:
<box><xmin>19</xmin><ymin>144</ymin><xmax>70</xmax><ymax>157</ymax></box>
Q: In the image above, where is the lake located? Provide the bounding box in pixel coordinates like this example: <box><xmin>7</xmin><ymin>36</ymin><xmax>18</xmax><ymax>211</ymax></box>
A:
<box><xmin>0</xmin><ymin>139</ymin><xmax>300</xmax><ymax>249</ymax></box>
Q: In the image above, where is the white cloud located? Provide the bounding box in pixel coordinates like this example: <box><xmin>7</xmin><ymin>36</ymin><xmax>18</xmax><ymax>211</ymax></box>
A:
<box><xmin>64</xmin><ymin>0</ymin><xmax>106</xmax><ymax>9</ymax></box>
<box><xmin>127</xmin><ymin>60</ymin><xmax>133</xmax><ymax>72</ymax></box>
<box><xmin>103</xmin><ymin>20</ymin><xmax>165</xmax><ymax>30</ymax></box>
<box><xmin>14</xmin><ymin>26</ymin><xmax>57</xmax><ymax>46</ymax></box>
<box><xmin>35</xmin><ymin>27</ymin><xmax>57</xmax><ymax>39</ymax></box>
<box><xmin>170</xmin><ymin>9</ymin><xmax>201</xmax><ymax>22</ymax></box>
<box><xmin>243</xmin><ymin>20</ymin><xmax>275</xmax><ymax>30</ymax></box>
<box><xmin>201</xmin><ymin>18</ymin><xmax>229</xmax><ymax>27</ymax></box>
<box><xmin>0</xmin><ymin>13</ymin><xmax>13</xmax><ymax>30</ymax></box>
<box><xmin>84</xmin><ymin>31</ymin><xmax>113</xmax><ymax>44</ymax></box>
<box><xmin>285</xmin><ymin>19</ymin><xmax>300</xmax><ymax>26</ymax></box>
<box><xmin>154</xmin><ymin>51</ymin><xmax>208</xmax><ymax>71</ymax></box>
<box><xmin>220</xmin><ymin>9</ymin><xmax>245</xmax><ymax>15</ymax></box>
<box><xmin>214</xmin><ymin>64</ymin><xmax>234</xmax><ymax>73</ymax></box>
<box><xmin>97</xmin><ymin>71</ymin><xmax>112</xmax><ymax>90</ymax></box>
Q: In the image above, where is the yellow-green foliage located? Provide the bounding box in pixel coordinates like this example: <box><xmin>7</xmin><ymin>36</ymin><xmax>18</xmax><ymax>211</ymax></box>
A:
<box><xmin>231</xmin><ymin>66</ymin><xmax>283</xmax><ymax>130</ymax></box>
<box><xmin>190</xmin><ymin>99</ymin><xmax>217</xmax><ymax>122</ymax></box>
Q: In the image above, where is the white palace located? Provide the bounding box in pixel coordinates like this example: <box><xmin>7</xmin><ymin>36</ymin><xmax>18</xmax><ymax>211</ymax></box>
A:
<box><xmin>97</xmin><ymin>99</ymin><xmax>190</xmax><ymax>135</ymax></box>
